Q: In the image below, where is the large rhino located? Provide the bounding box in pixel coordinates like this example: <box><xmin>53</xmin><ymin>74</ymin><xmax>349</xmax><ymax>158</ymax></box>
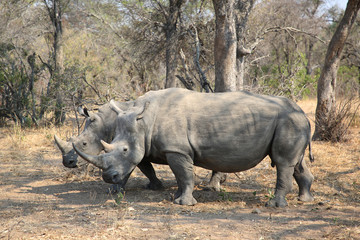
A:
<box><xmin>74</xmin><ymin>88</ymin><xmax>315</xmax><ymax>207</ymax></box>
<box><xmin>55</xmin><ymin>100</ymin><xmax>226</xmax><ymax>192</ymax></box>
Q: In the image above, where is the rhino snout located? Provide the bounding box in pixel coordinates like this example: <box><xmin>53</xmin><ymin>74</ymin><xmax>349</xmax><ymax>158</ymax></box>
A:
<box><xmin>63</xmin><ymin>159</ymin><xmax>77</xmax><ymax>168</ymax></box>
<box><xmin>63</xmin><ymin>150</ymin><xmax>78</xmax><ymax>168</ymax></box>
<box><xmin>102</xmin><ymin>170</ymin><xmax>121</xmax><ymax>184</ymax></box>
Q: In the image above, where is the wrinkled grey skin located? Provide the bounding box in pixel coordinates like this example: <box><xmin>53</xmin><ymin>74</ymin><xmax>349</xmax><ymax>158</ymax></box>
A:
<box><xmin>74</xmin><ymin>88</ymin><xmax>315</xmax><ymax>207</ymax></box>
<box><xmin>55</xmin><ymin>100</ymin><xmax>226</xmax><ymax>192</ymax></box>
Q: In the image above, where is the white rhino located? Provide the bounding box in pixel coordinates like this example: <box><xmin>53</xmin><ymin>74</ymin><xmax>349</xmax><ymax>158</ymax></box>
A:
<box><xmin>74</xmin><ymin>88</ymin><xmax>315</xmax><ymax>207</ymax></box>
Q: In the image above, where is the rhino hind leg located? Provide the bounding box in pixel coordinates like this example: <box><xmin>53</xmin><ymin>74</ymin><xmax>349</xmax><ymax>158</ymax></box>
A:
<box><xmin>266</xmin><ymin>164</ymin><xmax>295</xmax><ymax>207</ymax></box>
<box><xmin>204</xmin><ymin>171</ymin><xmax>227</xmax><ymax>192</ymax></box>
<box><xmin>137</xmin><ymin>160</ymin><xmax>164</xmax><ymax>190</ymax></box>
<box><xmin>166</xmin><ymin>153</ymin><xmax>197</xmax><ymax>206</ymax></box>
<box><xmin>293</xmin><ymin>158</ymin><xmax>314</xmax><ymax>202</ymax></box>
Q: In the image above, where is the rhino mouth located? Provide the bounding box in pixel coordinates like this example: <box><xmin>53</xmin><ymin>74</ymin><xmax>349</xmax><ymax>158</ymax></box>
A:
<box><xmin>102</xmin><ymin>170</ymin><xmax>132</xmax><ymax>186</ymax></box>
<box><xmin>63</xmin><ymin>160</ymin><xmax>78</xmax><ymax>168</ymax></box>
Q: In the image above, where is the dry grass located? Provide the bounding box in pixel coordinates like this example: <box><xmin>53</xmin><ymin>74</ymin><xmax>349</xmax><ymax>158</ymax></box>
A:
<box><xmin>0</xmin><ymin>99</ymin><xmax>359</xmax><ymax>239</ymax></box>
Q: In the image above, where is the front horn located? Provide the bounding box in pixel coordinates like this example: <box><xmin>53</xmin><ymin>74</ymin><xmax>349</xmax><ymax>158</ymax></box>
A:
<box><xmin>54</xmin><ymin>134</ymin><xmax>72</xmax><ymax>153</ymax></box>
<box><xmin>72</xmin><ymin>143</ymin><xmax>105</xmax><ymax>169</ymax></box>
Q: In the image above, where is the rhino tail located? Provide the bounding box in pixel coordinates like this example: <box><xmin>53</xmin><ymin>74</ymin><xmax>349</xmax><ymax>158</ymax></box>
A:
<box><xmin>308</xmin><ymin>140</ymin><xmax>315</xmax><ymax>163</ymax></box>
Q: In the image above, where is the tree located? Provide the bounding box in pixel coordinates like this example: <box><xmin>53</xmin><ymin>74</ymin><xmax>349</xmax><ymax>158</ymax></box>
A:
<box><xmin>39</xmin><ymin>0</ymin><xmax>70</xmax><ymax>124</ymax></box>
<box><xmin>212</xmin><ymin>0</ymin><xmax>254</xmax><ymax>92</ymax></box>
<box><xmin>163</xmin><ymin>0</ymin><xmax>185</xmax><ymax>88</ymax></box>
<box><xmin>313</xmin><ymin>0</ymin><xmax>360</xmax><ymax>141</ymax></box>
<box><xmin>212</xmin><ymin>0</ymin><xmax>237</xmax><ymax>92</ymax></box>
<box><xmin>234</xmin><ymin>0</ymin><xmax>255</xmax><ymax>90</ymax></box>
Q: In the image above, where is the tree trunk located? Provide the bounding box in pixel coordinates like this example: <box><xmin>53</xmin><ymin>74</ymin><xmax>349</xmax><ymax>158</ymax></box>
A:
<box><xmin>213</xmin><ymin>0</ymin><xmax>237</xmax><ymax>92</ymax></box>
<box><xmin>234</xmin><ymin>0</ymin><xmax>254</xmax><ymax>91</ymax></box>
<box><xmin>164</xmin><ymin>0</ymin><xmax>183</xmax><ymax>88</ymax></box>
<box><xmin>305</xmin><ymin>40</ymin><xmax>314</xmax><ymax>75</ymax></box>
<box><xmin>53</xmin><ymin>0</ymin><xmax>65</xmax><ymax>125</ymax></box>
<box><xmin>313</xmin><ymin>0</ymin><xmax>360</xmax><ymax>140</ymax></box>
<box><xmin>42</xmin><ymin>0</ymin><xmax>66</xmax><ymax>125</ymax></box>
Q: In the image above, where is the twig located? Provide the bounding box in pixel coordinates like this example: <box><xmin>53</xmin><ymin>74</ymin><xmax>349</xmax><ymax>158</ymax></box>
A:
<box><xmin>263</xmin><ymin>26</ymin><xmax>326</xmax><ymax>44</ymax></box>
<box><xmin>176</xmin><ymin>48</ymin><xmax>195</xmax><ymax>90</ymax></box>
<box><xmin>189</xmin><ymin>25</ymin><xmax>213</xmax><ymax>93</ymax></box>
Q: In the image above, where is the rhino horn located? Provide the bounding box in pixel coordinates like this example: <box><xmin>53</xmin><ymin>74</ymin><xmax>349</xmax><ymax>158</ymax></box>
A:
<box><xmin>72</xmin><ymin>143</ymin><xmax>105</xmax><ymax>169</ymax></box>
<box><xmin>54</xmin><ymin>134</ymin><xmax>72</xmax><ymax>153</ymax></box>
<box><xmin>101</xmin><ymin>140</ymin><xmax>115</xmax><ymax>153</ymax></box>
<box><xmin>109</xmin><ymin>99</ymin><xmax>123</xmax><ymax>115</ymax></box>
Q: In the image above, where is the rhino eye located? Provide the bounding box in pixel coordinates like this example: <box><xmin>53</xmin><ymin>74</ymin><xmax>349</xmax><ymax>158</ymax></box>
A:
<box><xmin>123</xmin><ymin>147</ymin><xmax>128</xmax><ymax>152</ymax></box>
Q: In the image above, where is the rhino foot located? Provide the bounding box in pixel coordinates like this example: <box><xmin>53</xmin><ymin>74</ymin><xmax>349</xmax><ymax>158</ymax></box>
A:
<box><xmin>204</xmin><ymin>172</ymin><xmax>227</xmax><ymax>192</ymax></box>
<box><xmin>203</xmin><ymin>185</ymin><xmax>221</xmax><ymax>192</ymax></box>
<box><xmin>298</xmin><ymin>193</ymin><xmax>314</xmax><ymax>202</ymax></box>
<box><xmin>146</xmin><ymin>180</ymin><xmax>164</xmax><ymax>191</ymax></box>
<box><xmin>265</xmin><ymin>197</ymin><xmax>288</xmax><ymax>208</ymax></box>
<box><xmin>174</xmin><ymin>195</ymin><xmax>197</xmax><ymax>206</ymax></box>
<box><xmin>107</xmin><ymin>184</ymin><xmax>125</xmax><ymax>194</ymax></box>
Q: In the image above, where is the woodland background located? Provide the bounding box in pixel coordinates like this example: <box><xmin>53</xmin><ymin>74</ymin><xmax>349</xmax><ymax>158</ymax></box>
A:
<box><xmin>0</xmin><ymin>0</ymin><xmax>359</xmax><ymax>132</ymax></box>
<box><xmin>1</xmin><ymin>1</ymin><xmax>360</xmax><ymax>239</ymax></box>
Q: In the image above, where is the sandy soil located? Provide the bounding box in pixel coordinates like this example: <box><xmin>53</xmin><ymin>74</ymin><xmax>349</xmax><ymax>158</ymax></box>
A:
<box><xmin>0</xmin><ymin>100</ymin><xmax>359</xmax><ymax>239</ymax></box>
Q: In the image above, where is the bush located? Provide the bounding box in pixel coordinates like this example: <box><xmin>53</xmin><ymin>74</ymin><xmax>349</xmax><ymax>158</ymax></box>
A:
<box><xmin>315</xmin><ymin>97</ymin><xmax>360</xmax><ymax>142</ymax></box>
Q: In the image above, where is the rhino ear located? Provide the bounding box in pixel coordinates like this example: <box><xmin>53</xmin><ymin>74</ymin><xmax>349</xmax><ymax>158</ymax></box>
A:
<box><xmin>136</xmin><ymin>102</ymin><xmax>150</xmax><ymax>120</ymax></box>
<box><xmin>78</xmin><ymin>106</ymin><xmax>90</xmax><ymax>118</ymax></box>
<box><xmin>109</xmin><ymin>99</ymin><xmax>123</xmax><ymax>115</ymax></box>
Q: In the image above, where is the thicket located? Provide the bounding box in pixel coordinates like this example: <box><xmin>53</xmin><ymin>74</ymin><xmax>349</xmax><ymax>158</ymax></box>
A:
<box><xmin>0</xmin><ymin>0</ymin><xmax>359</xmax><ymax>128</ymax></box>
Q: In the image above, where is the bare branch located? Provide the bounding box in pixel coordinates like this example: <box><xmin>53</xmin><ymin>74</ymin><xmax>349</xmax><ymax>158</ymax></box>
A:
<box><xmin>189</xmin><ymin>25</ymin><xmax>213</xmax><ymax>93</ymax></box>
<box><xmin>263</xmin><ymin>26</ymin><xmax>326</xmax><ymax>44</ymax></box>
<box><xmin>81</xmin><ymin>75</ymin><xmax>103</xmax><ymax>100</ymax></box>
<box><xmin>177</xmin><ymin>49</ymin><xmax>195</xmax><ymax>90</ymax></box>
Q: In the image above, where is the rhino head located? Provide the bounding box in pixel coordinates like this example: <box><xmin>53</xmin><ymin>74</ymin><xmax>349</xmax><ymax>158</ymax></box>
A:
<box><xmin>54</xmin><ymin>134</ymin><xmax>78</xmax><ymax>168</ymax></box>
<box><xmin>73</xmin><ymin>100</ymin><xmax>148</xmax><ymax>186</ymax></box>
<box><xmin>55</xmin><ymin>106</ymin><xmax>115</xmax><ymax>168</ymax></box>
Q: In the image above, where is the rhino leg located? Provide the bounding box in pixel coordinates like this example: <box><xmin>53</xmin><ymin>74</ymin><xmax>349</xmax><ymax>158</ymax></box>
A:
<box><xmin>204</xmin><ymin>171</ymin><xmax>227</xmax><ymax>192</ymax></box>
<box><xmin>166</xmin><ymin>153</ymin><xmax>197</xmax><ymax>206</ymax></box>
<box><xmin>266</xmin><ymin>164</ymin><xmax>294</xmax><ymax>207</ymax></box>
<box><xmin>137</xmin><ymin>160</ymin><xmax>164</xmax><ymax>190</ymax></box>
<box><xmin>293</xmin><ymin>159</ymin><xmax>314</xmax><ymax>202</ymax></box>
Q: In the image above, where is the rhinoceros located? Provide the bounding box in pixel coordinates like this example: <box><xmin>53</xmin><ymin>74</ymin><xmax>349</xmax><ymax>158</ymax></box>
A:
<box><xmin>55</xmin><ymin>100</ymin><xmax>226</xmax><ymax>192</ymax></box>
<box><xmin>74</xmin><ymin>88</ymin><xmax>315</xmax><ymax>207</ymax></box>
<box><xmin>54</xmin><ymin>101</ymin><xmax>164</xmax><ymax>191</ymax></box>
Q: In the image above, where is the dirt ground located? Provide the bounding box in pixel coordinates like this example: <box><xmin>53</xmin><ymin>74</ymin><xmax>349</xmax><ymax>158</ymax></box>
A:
<box><xmin>0</xmin><ymin>100</ymin><xmax>359</xmax><ymax>240</ymax></box>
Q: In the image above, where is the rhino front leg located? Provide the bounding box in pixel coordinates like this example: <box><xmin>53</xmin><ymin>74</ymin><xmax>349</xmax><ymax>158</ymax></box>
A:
<box><xmin>266</xmin><ymin>164</ymin><xmax>294</xmax><ymax>207</ymax></box>
<box><xmin>166</xmin><ymin>153</ymin><xmax>197</xmax><ymax>206</ymax></box>
<box><xmin>205</xmin><ymin>171</ymin><xmax>227</xmax><ymax>191</ymax></box>
<box><xmin>137</xmin><ymin>160</ymin><xmax>164</xmax><ymax>190</ymax></box>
